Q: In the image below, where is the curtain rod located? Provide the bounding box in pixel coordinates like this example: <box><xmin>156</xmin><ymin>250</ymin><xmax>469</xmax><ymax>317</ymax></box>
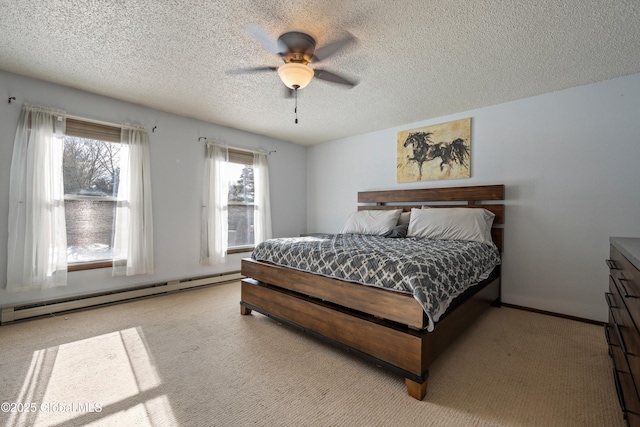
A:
<box><xmin>8</xmin><ymin>97</ymin><xmax>157</xmax><ymax>133</ymax></box>
<box><xmin>198</xmin><ymin>137</ymin><xmax>276</xmax><ymax>155</ymax></box>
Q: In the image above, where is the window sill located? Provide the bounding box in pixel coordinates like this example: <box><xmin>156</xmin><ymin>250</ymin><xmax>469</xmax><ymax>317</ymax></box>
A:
<box><xmin>227</xmin><ymin>247</ymin><xmax>254</xmax><ymax>255</ymax></box>
<box><xmin>68</xmin><ymin>261</ymin><xmax>113</xmax><ymax>272</ymax></box>
<box><xmin>67</xmin><ymin>248</ymin><xmax>255</xmax><ymax>271</ymax></box>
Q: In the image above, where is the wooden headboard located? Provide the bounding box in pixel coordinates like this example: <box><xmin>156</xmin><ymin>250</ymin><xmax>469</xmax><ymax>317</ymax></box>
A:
<box><xmin>357</xmin><ymin>184</ymin><xmax>505</xmax><ymax>251</ymax></box>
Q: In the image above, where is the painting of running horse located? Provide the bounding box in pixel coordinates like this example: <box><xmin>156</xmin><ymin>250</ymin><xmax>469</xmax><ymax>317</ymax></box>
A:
<box><xmin>397</xmin><ymin>118</ymin><xmax>471</xmax><ymax>182</ymax></box>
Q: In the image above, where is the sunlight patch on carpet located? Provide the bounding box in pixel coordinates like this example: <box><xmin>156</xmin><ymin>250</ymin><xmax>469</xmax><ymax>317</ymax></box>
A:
<box><xmin>7</xmin><ymin>327</ymin><xmax>176</xmax><ymax>427</ymax></box>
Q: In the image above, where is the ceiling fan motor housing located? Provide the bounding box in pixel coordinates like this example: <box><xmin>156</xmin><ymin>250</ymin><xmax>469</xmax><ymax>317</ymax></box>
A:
<box><xmin>278</xmin><ymin>31</ymin><xmax>316</xmax><ymax>64</ymax></box>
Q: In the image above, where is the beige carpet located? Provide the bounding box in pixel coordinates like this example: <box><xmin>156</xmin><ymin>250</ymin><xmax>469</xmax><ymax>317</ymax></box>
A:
<box><xmin>0</xmin><ymin>281</ymin><xmax>625</xmax><ymax>427</ymax></box>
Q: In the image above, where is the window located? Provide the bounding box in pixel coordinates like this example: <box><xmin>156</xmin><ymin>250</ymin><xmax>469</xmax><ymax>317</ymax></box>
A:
<box><xmin>8</xmin><ymin>105</ymin><xmax>153</xmax><ymax>289</ymax></box>
<box><xmin>201</xmin><ymin>143</ymin><xmax>270</xmax><ymax>265</ymax></box>
<box><xmin>63</xmin><ymin>118</ymin><xmax>121</xmax><ymax>268</ymax></box>
<box><xmin>227</xmin><ymin>149</ymin><xmax>254</xmax><ymax>249</ymax></box>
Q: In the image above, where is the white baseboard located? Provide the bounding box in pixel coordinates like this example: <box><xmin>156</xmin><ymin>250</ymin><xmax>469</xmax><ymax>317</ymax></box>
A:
<box><xmin>0</xmin><ymin>272</ymin><xmax>243</xmax><ymax>325</ymax></box>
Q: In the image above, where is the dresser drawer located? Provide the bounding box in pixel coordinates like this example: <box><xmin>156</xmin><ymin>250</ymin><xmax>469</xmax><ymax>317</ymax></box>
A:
<box><xmin>609</xmin><ymin>276</ymin><xmax>640</xmax><ymax>358</ymax></box>
<box><xmin>607</xmin><ymin>312</ymin><xmax>630</xmax><ymax>370</ymax></box>
<box><xmin>610</xmin><ymin>246</ymin><xmax>640</xmax><ymax>329</ymax></box>
<box><xmin>613</xmin><ymin>367</ymin><xmax>640</xmax><ymax>423</ymax></box>
<box><xmin>611</xmin><ymin>246</ymin><xmax>640</xmax><ymax>285</ymax></box>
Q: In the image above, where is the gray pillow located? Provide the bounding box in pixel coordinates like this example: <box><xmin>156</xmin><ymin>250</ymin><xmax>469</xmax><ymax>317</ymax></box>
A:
<box><xmin>340</xmin><ymin>209</ymin><xmax>402</xmax><ymax>235</ymax></box>
<box><xmin>380</xmin><ymin>224</ymin><xmax>409</xmax><ymax>238</ymax></box>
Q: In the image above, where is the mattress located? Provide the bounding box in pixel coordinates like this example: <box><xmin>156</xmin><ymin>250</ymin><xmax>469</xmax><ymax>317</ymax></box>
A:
<box><xmin>251</xmin><ymin>234</ymin><xmax>501</xmax><ymax>331</ymax></box>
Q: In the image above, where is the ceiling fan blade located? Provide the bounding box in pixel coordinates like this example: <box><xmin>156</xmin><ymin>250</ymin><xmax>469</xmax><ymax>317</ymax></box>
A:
<box><xmin>312</xmin><ymin>32</ymin><xmax>357</xmax><ymax>62</ymax></box>
<box><xmin>227</xmin><ymin>66</ymin><xmax>277</xmax><ymax>75</ymax></box>
<box><xmin>313</xmin><ymin>69</ymin><xmax>358</xmax><ymax>87</ymax></box>
<box><xmin>243</xmin><ymin>24</ymin><xmax>283</xmax><ymax>56</ymax></box>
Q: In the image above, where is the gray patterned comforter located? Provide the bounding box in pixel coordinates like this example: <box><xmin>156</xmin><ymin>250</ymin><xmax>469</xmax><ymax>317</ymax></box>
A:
<box><xmin>251</xmin><ymin>234</ymin><xmax>501</xmax><ymax>331</ymax></box>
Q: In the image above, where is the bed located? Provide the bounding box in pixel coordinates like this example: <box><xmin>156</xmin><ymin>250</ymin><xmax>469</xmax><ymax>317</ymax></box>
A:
<box><xmin>240</xmin><ymin>184</ymin><xmax>505</xmax><ymax>400</ymax></box>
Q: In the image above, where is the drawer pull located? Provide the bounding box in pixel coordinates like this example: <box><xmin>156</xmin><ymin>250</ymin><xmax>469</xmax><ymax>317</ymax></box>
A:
<box><xmin>607</xmin><ymin>259</ymin><xmax>620</xmax><ymax>270</ymax></box>
<box><xmin>609</xmin><ymin>308</ymin><xmax>630</xmax><ymax>355</ymax></box>
<box><xmin>605</xmin><ymin>324</ymin><xmax>618</xmax><ymax>347</ymax></box>
<box><xmin>605</xmin><ymin>292</ymin><xmax>617</xmax><ymax>308</ymax></box>
<box><xmin>613</xmin><ymin>368</ymin><xmax>628</xmax><ymax>414</ymax></box>
<box><xmin>614</xmin><ymin>276</ymin><xmax>638</xmax><ymax>299</ymax></box>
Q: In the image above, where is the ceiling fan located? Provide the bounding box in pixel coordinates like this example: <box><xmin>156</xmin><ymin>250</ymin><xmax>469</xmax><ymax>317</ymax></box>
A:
<box><xmin>229</xmin><ymin>25</ymin><xmax>359</xmax><ymax>122</ymax></box>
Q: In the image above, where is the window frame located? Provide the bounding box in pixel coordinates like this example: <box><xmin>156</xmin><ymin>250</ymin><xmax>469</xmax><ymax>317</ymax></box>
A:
<box><xmin>226</xmin><ymin>148</ymin><xmax>255</xmax><ymax>254</ymax></box>
<box><xmin>64</xmin><ymin>117</ymin><xmax>122</xmax><ymax>271</ymax></box>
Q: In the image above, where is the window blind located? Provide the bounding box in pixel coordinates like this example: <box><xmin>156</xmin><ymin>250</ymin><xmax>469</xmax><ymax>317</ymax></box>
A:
<box><xmin>66</xmin><ymin>118</ymin><xmax>121</xmax><ymax>142</ymax></box>
<box><xmin>228</xmin><ymin>148</ymin><xmax>254</xmax><ymax>165</ymax></box>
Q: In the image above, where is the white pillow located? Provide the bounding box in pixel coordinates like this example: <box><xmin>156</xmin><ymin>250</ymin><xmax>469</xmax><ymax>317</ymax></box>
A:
<box><xmin>340</xmin><ymin>209</ymin><xmax>402</xmax><ymax>235</ymax></box>
<box><xmin>397</xmin><ymin>207</ymin><xmax>432</xmax><ymax>225</ymax></box>
<box><xmin>407</xmin><ymin>208</ymin><xmax>495</xmax><ymax>245</ymax></box>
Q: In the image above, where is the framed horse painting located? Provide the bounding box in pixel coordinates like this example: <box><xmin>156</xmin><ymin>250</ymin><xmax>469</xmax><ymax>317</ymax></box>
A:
<box><xmin>397</xmin><ymin>118</ymin><xmax>471</xmax><ymax>182</ymax></box>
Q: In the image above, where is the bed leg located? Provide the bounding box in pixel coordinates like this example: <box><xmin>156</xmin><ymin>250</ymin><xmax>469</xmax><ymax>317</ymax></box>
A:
<box><xmin>405</xmin><ymin>377</ymin><xmax>428</xmax><ymax>400</ymax></box>
<box><xmin>240</xmin><ymin>303</ymin><xmax>252</xmax><ymax>315</ymax></box>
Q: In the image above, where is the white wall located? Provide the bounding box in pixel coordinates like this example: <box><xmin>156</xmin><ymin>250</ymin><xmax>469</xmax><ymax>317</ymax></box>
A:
<box><xmin>307</xmin><ymin>72</ymin><xmax>640</xmax><ymax>323</ymax></box>
<box><xmin>0</xmin><ymin>70</ymin><xmax>307</xmax><ymax>307</ymax></box>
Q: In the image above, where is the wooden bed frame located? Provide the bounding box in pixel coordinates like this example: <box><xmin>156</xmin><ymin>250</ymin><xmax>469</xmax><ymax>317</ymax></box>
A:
<box><xmin>240</xmin><ymin>184</ymin><xmax>505</xmax><ymax>400</ymax></box>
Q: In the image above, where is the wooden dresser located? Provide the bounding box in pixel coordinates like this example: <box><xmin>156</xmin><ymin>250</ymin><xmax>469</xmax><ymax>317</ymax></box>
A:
<box><xmin>607</xmin><ymin>237</ymin><xmax>640</xmax><ymax>426</ymax></box>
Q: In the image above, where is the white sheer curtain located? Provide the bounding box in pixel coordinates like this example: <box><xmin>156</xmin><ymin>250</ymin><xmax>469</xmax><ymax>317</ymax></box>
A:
<box><xmin>253</xmin><ymin>152</ymin><xmax>272</xmax><ymax>245</ymax></box>
<box><xmin>113</xmin><ymin>124</ymin><xmax>154</xmax><ymax>276</ymax></box>
<box><xmin>201</xmin><ymin>143</ymin><xmax>229</xmax><ymax>265</ymax></box>
<box><xmin>6</xmin><ymin>104</ymin><xmax>68</xmax><ymax>292</ymax></box>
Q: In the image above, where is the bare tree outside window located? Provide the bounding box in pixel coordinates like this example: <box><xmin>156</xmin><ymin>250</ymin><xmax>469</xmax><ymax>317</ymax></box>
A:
<box><xmin>63</xmin><ymin>136</ymin><xmax>121</xmax><ymax>263</ymax></box>
<box><xmin>227</xmin><ymin>163</ymin><xmax>254</xmax><ymax>247</ymax></box>
<box><xmin>63</xmin><ymin>137</ymin><xmax>120</xmax><ymax>196</ymax></box>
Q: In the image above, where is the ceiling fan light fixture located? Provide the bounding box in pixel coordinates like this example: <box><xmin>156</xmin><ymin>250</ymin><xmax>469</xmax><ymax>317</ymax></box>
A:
<box><xmin>277</xmin><ymin>63</ymin><xmax>314</xmax><ymax>89</ymax></box>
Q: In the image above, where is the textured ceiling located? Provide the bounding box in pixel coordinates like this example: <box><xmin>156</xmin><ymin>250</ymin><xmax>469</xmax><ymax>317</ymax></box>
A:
<box><xmin>1</xmin><ymin>1</ymin><xmax>640</xmax><ymax>145</ymax></box>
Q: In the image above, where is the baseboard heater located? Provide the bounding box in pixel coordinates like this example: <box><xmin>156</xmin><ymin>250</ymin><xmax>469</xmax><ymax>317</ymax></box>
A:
<box><xmin>0</xmin><ymin>271</ymin><xmax>243</xmax><ymax>325</ymax></box>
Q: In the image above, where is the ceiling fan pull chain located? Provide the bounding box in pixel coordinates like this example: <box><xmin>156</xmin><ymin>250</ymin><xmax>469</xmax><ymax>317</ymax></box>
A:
<box><xmin>294</xmin><ymin>86</ymin><xmax>299</xmax><ymax>124</ymax></box>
